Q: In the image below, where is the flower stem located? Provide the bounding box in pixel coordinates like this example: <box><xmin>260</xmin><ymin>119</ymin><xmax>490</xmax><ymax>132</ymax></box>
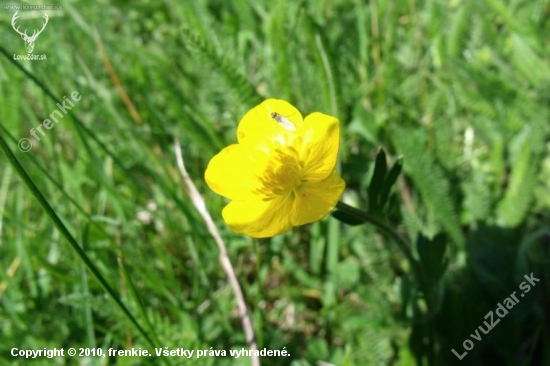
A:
<box><xmin>335</xmin><ymin>201</ymin><xmax>437</xmax><ymax>364</ymax></box>
<box><xmin>336</xmin><ymin>201</ymin><xmax>420</xmax><ymax>277</ymax></box>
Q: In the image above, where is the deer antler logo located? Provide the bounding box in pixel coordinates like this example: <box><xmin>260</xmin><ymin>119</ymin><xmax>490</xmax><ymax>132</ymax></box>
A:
<box><xmin>11</xmin><ymin>11</ymin><xmax>49</xmax><ymax>54</ymax></box>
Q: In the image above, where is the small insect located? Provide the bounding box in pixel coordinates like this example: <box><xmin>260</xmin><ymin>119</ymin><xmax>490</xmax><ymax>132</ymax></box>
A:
<box><xmin>270</xmin><ymin>112</ymin><xmax>296</xmax><ymax>131</ymax></box>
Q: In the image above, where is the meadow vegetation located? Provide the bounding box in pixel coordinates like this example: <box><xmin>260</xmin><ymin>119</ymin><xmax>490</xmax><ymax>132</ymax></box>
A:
<box><xmin>1</xmin><ymin>0</ymin><xmax>549</xmax><ymax>365</ymax></box>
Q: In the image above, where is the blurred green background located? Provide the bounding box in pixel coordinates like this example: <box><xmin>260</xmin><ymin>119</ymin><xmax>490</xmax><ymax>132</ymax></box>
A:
<box><xmin>1</xmin><ymin>0</ymin><xmax>549</xmax><ymax>365</ymax></box>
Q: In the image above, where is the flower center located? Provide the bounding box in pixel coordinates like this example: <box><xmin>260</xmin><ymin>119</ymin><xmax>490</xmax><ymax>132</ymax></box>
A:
<box><xmin>255</xmin><ymin>145</ymin><xmax>303</xmax><ymax>199</ymax></box>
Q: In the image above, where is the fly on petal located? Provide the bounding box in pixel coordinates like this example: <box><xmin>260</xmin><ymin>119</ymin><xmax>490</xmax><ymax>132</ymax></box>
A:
<box><xmin>271</xmin><ymin>112</ymin><xmax>296</xmax><ymax>131</ymax></box>
<box><xmin>205</xmin><ymin>99</ymin><xmax>344</xmax><ymax>238</ymax></box>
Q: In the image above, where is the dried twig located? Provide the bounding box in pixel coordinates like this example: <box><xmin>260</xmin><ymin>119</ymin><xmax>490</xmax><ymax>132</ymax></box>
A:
<box><xmin>174</xmin><ymin>139</ymin><xmax>260</xmax><ymax>366</ymax></box>
<box><xmin>95</xmin><ymin>30</ymin><xmax>143</xmax><ymax>125</ymax></box>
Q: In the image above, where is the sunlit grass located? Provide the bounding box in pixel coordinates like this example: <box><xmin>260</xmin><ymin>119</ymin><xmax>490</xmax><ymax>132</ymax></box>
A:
<box><xmin>1</xmin><ymin>1</ymin><xmax>549</xmax><ymax>365</ymax></box>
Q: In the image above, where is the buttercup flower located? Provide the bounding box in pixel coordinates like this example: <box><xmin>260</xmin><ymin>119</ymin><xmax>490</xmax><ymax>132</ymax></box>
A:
<box><xmin>205</xmin><ymin>99</ymin><xmax>345</xmax><ymax>238</ymax></box>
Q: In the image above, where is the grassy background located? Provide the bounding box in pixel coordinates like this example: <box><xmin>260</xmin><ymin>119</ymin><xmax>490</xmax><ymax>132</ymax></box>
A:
<box><xmin>1</xmin><ymin>0</ymin><xmax>549</xmax><ymax>365</ymax></box>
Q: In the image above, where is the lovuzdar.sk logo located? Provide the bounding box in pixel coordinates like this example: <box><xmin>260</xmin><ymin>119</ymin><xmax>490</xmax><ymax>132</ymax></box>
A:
<box><xmin>11</xmin><ymin>10</ymin><xmax>48</xmax><ymax>60</ymax></box>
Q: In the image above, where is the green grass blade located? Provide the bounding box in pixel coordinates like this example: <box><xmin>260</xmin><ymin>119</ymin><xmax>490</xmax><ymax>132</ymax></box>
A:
<box><xmin>0</xmin><ymin>132</ymin><xmax>167</xmax><ymax>364</ymax></box>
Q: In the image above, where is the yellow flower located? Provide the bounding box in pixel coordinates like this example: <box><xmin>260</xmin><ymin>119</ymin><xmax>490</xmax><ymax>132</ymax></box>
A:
<box><xmin>205</xmin><ymin>99</ymin><xmax>345</xmax><ymax>238</ymax></box>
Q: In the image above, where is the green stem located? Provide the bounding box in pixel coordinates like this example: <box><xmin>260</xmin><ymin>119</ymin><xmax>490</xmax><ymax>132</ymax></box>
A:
<box><xmin>336</xmin><ymin>201</ymin><xmax>421</xmax><ymax>278</ymax></box>
<box><xmin>335</xmin><ymin>201</ymin><xmax>437</xmax><ymax>365</ymax></box>
<box><xmin>0</xmin><ymin>131</ymin><xmax>169</xmax><ymax>365</ymax></box>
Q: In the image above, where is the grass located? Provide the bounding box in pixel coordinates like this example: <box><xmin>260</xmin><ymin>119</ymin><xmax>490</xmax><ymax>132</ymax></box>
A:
<box><xmin>1</xmin><ymin>0</ymin><xmax>549</xmax><ymax>365</ymax></box>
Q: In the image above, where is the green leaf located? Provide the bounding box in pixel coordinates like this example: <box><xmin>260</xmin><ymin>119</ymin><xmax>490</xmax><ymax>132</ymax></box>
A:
<box><xmin>392</xmin><ymin>127</ymin><xmax>465</xmax><ymax>246</ymax></box>
<box><xmin>380</xmin><ymin>156</ymin><xmax>403</xmax><ymax>210</ymax></box>
<box><xmin>367</xmin><ymin>149</ymin><xmax>403</xmax><ymax>215</ymax></box>
<box><xmin>415</xmin><ymin>233</ymin><xmax>448</xmax><ymax>284</ymax></box>
<box><xmin>496</xmin><ymin>125</ymin><xmax>539</xmax><ymax>227</ymax></box>
<box><xmin>368</xmin><ymin>148</ymin><xmax>388</xmax><ymax>213</ymax></box>
<box><xmin>181</xmin><ymin>27</ymin><xmax>262</xmax><ymax>106</ymax></box>
<box><xmin>331</xmin><ymin>209</ymin><xmax>367</xmax><ymax>226</ymax></box>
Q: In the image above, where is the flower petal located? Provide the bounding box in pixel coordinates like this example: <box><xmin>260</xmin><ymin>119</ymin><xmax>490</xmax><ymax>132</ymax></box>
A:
<box><xmin>205</xmin><ymin>144</ymin><xmax>261</xmax><ymax>200</ymax></box>
<box><xmin>290</xmin><ymin>171</ymin><xmax>345</xmax><ymax>226</ymax></box>
<box><xmin>300</xmin><ymin>112</ymin><xmax>340</xmax><ymax>181</ymax></box>
<box><xmin>237</xmin><ymin>99</ymin><xmax>303</xmax><ymax>147</ymax></box>
<box><xmin>222</xmin><ymin>196</ymin><xmax>294</xmax><ymax>238</ymax></box>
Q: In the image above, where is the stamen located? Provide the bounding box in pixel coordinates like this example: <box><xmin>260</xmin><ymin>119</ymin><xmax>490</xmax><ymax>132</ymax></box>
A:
<box><xmin>254</xmin><ymin>146</ymin><xmax>303</xmax><ymax>198</ymax></box>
